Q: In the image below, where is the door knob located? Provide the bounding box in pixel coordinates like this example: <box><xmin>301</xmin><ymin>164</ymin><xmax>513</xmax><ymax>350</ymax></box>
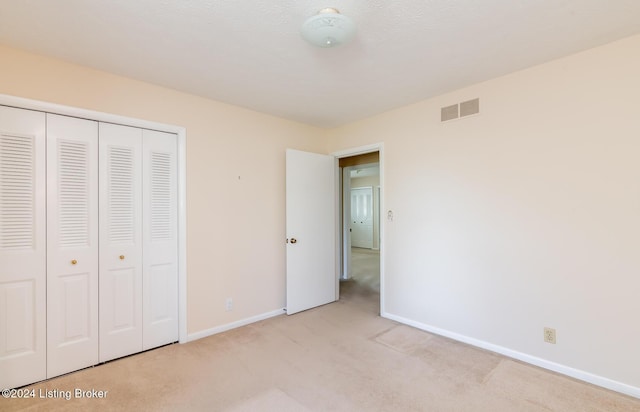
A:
<box><xmin>290</xmin><ymin>238</ymin><xmax>297</xmax><ymax>244</ymax></box>
<box><xmin>71</xmin><ymin>259</ymin><xmax>78</xmax><ymax>265</ymax></box>
<box><xmin>119</xmin><ymin>255</ymin><xmax>125</xmax><ymax>260</ymax></box>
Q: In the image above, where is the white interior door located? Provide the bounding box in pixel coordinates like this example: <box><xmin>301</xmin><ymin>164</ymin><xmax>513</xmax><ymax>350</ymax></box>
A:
<box><xmin>0</xmin><ymin>106</ymin><xmax>46</xmax><ymax>389</ymax></box>
<box><xmin>142</xmin><ymin>129</ymin><xmax>178</xmax><ymax>350</ymax></box>
<box><xmin>351</xmin><ymin>187</ymin><xmax>373</xmax><ymax>248</ymax></box>
<box><xmin>99</xmin><ymin>123</ymin><xmax>143</xmax><ymax>362</ymax></box>
<box><xmin>46</xmin><ymin>114</ymin><xmax>99</xmax><ymax>378</ymax></box>
<box><xmin>286</xmin><ymin>149</ymin><xmax>336</xmax><ymax>315</ymax></box>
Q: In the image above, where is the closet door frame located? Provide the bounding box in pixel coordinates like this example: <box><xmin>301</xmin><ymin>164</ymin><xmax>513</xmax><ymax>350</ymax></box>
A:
<box><xmin>0</xmin><ymin>94</ymin><xmax>188</xmax><ymax>345</ymax></box>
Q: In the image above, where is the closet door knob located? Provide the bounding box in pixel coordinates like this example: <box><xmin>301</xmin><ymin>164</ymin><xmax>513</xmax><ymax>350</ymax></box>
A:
<box><xmin>71</xmin><ymin>259</ymin><xmax>78</xmax><ymax>265</ymax></box>
<box><xmin>119</xmin><ymin>255</ymin><xmax>125</xmax><ymax>260</ymax></box>
<box><xmin>290</xmin><ymin>238</ymin><xmax>297</xmax><ymax>244</ymax></box>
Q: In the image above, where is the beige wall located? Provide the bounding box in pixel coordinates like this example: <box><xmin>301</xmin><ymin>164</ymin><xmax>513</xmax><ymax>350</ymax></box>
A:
<box><xmin>0</xmin><ymin>44</ymin><xmax>326</xmax><ymax>335</ymax></box>
<box><xmin>327</xmin><ymin>34</ymin><xmax>640</xmax><ymax>391</ymax></box>
<box><xmin>351</xmin><ymin>175</ymin><xmax>379</xmax><ymax>188</ymax></box>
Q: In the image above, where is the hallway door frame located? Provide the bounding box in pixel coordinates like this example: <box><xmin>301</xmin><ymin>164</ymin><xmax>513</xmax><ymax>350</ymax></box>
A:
<box><xmin>342</xmin><ymin>166</ymin><xmax>353</xmax><ymax>280</ymax></box>
<box><xmin>332</xmin><ymin>143</ymin><xmax>384</xmax><ymax>314</ymax></box>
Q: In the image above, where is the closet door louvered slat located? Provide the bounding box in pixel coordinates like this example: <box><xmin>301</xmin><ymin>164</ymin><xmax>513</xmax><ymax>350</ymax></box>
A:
<box><xmin>46</xmin><ymin>114</ymin><xmax>99</xmax><ymax>378</ymax></box>
<box><xmin>142</xmin><ymin>130</ymin><xmax>178</xmax><ymax>350</ymax></box>
<box><xmin>0</xmin><ymin>106</ymin><xmax>46</xmax><ymax>389</ymax></box>
<box><xmin>99</xmin><ymin>123</ymin><xmax>143</xmax><ymax>362</ymax></box>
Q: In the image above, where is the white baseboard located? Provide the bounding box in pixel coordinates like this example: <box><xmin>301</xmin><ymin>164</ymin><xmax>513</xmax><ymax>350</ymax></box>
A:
<box><xmin>187</xmin><ymin>308</ymin><xmax>285</xmax><ymax>342</ymax></box>
<box><xmin>381</xmin><ymin>311</ymin><xmax>640</xmax><ymax>399</ymax></box>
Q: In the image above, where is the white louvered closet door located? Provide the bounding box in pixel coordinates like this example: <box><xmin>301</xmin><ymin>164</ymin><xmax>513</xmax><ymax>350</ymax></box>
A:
<box><xmin>0</xmin><ymin>106</ymin><xmax>46</xmax><ymax>389</ymax></box>
<box><xmin>142</xmin><ymin>130</ymin><xmax>178</xmax><ymax>350</ymax></box>
<box><xmin>46</xmin><ymin>114</ymin><xmax>99</xmax><ymax>378</ymax></box>
<box><xmin>99</xmin><ymin>123</ymin><xmax>143</xmax><ymax>362</ymax></box>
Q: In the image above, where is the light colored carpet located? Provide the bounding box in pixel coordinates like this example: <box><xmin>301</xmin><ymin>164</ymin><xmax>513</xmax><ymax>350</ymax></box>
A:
<box><xmin>3</xmin><ymin>253</ymin><xmax>639</xmax><ymax>411</ymax></box>
<box><xmin>348</xmin><ymin>247</ymin><xmax>380</xmax><ymax>294</ymax></box>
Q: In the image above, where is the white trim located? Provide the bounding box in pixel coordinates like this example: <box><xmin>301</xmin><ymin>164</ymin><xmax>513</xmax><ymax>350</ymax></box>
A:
<box><xmin>331</xmin><ymin>143</ymin><xmax>384</xmax><ymax>314</ymax></box>
<box><xmin>332</xmin><ymin>143</ymin><xmax>382</xmax><ymax>158</ymax></box>
<box><xmin>187</xmin><ymin>309</ymin><xmax>285</xmax><ymax>342</ymax></box>
<box><xmin>177</xmin><ymin>126</ymin><xmax>188</xmax><ymax>344</ymax></box>
<box><xmin>382</xmin><ymin>312</ymin><xmax>640</xmax><ymax>399</ymax></box>
<box><xmin>341</xmin><ymin>166</ymin><xmax>353</xmax><ymax>280</ymax></box>
<box><xmin>334</xmin><ymin>157</ymin><xmax>341</xmax><ymax>300</ymax></box>
<box><xmin>0</xmin><ymin>93</ymin><xmax>189</xmax><ymax>345</ymax></box>
<box><xmin>0</xmin><ymin>94</ymin><xmax>183</xmax><ymax>134</ymax></box>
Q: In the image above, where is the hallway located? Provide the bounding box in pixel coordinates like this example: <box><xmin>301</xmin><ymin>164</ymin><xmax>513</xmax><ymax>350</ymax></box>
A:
<box><xmin>340</xmin><ymin>247</ymin><xmax>380</xmax><ymax>314</ymax></box>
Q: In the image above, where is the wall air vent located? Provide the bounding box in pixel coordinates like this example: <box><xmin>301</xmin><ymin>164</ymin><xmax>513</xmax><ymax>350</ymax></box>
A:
<box><xmin>441</xmin><ymin>104</ymin><xmax>459</xmax><ymax>122</ymax></box>
<box><xmin>441</xmin><ymin>98</ymin><xmax>480</xmax><ymax>122</ymax></box>
<box><xmin>460</xmin><ymin>98</ymin><xmax>480</xmax><ymax>117</ymax></box>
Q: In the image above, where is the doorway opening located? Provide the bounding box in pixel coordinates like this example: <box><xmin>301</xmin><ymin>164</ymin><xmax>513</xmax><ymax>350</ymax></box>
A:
<box><xmin>337</xmin><ymin>150</ymin><xmax>382</xmax><ymax>314</ymax></box>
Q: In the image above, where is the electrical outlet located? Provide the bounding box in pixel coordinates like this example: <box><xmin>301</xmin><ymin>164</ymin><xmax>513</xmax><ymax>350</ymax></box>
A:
<box><xmin>544</xmin><ymin>327</ymin><xmax>556</xmax><ymax>344</ymax></box>
<box><xmin>225</xmin><ymin>298</ymin><xmax>233</xmax><ymax>312</ymax></box>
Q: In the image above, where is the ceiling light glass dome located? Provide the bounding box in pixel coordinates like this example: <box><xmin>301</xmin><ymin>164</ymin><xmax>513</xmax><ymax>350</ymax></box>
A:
<box><xmin>301</xmin><ymin>8</ymin><xmax>356</xmax><ymax>48</ymax></box>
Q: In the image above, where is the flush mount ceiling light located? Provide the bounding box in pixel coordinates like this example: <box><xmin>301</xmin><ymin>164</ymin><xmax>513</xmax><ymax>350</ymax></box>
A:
<box><xmin>301</xmin><ymin>8</ymin><xmax>356</xmax><ymax>48</ymax></box>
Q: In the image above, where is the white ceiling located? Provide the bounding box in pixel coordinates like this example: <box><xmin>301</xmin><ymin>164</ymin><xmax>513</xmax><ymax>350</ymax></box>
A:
<box><xmin>1</xmin><ymin>1</ymin><xmax>639</xmax><ymax>128</ymax></box>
